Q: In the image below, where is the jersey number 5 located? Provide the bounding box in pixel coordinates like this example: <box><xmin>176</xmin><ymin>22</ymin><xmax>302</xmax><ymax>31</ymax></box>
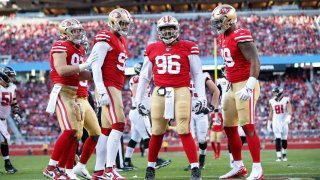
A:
<box><xmin>1</xmin><ymin>92</ymin><xmax>12</xmax><ymax>106</ymax></box>
<box><xmin>155</xmin><ymin>55</ymin><xmax>181</xmax><ymax>74</ymax></box>
<box><xmin>221</xmin><ymin>48</ymin><xmax>235</xmax><ymax>67</ymax></box>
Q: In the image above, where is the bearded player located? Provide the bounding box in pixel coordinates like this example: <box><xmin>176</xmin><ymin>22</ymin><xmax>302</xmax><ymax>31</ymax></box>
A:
<box><xmin>211</xmin><ymin>4</ymin><xmax>263</xmax><ymax>179</ymax></box>
<box><xmin>267</xmin><ymin>87</ymin><xmax>292</xmax><ymax>162</ymax></box>
<box><xmin>43</xmin><ymin>18</ymin><xmax>96</xmax><ymax>179</ymax></box>
<box><xmin>136</xmin><ymin>15</ymin><xmax>205</xmax><ymax>180</ymax></box>
<box><xmin>91</xmin><ymin>8</ymin><xmax>133</xmax><ymax>180</ymax></box>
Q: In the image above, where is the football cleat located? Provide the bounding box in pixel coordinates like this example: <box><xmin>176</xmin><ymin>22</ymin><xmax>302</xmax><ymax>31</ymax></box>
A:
<box><xmin>246</xmin><ymin>165</ymin><xmax>264</xmax><ymax>180</ymax></box>
<box><xmin>91</xmin><ymin>170</ymin><xmax>106</xmax><ymax>180</ymax></box>
<box><xmin>123</xmin><ymin>161</ymin><xmax>135</xmax><ymax>171</ymax></box>
<box><xmin>66</xmin><ymin>169</ymin><xmax>79</xmax><ymax>180</ymax></box>
<box><xmin>190</xmin><ymin>167</ymin><xmax>202</xmax><ymax>180</ymax></box>
<box><xmin>104</xmin><ymin>168</ymin><xmax>127</xmax><ymax>180</ymax></box>
<box><xmin>276</xmin><ymin>158</ymin><xmax>282</xmax><ymax>162</ymax></box>
<box><xmin>43</xmin><ymin>165</ymin><xmax>60</xmax><ymax>179</ymax></box>
<box><xmin>184</xmin><ymin>165</ymin><xmax>191</xmax><ymax>171</ymax></box>
<box><xmin>155</xmin><ymin>158</ymin><xmax>171</xmax><ymax>169</ymax></box>
<box><xmin>283</xmin><ymin>157</ymin><xmax>288</xmax><ymax>162</ymax></box>
<box><xmin>73</xmin><ymin>164</ymin><xmax>92</xmax><ymax>179</ymax></box>
<box><xmin>5</xmin><ymin>161</ymin><xmax>17</xmax><ymax>174</ymax></box>
<box><xmin>219</xmin><ymin>165</ymin><xmax>248</xmax><ymax>179</ymax></box>
<box><xmin>145</xmin><ymin>167</ymin><xmax>155</xmax><ymax>180</ymax></box>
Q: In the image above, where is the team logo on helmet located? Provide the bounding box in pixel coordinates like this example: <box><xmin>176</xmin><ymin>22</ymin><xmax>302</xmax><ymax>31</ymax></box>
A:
<box><xmin>219</xmin><ymin>7</ymin><xmax>232</xmax><ymax>14</ymax></box>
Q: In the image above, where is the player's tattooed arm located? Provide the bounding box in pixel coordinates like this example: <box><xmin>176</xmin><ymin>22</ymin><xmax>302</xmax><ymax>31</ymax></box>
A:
<box><xmin>238</xmin><ymin>42</ymin><xmax>260</xmax><ymax>78</ymax></box>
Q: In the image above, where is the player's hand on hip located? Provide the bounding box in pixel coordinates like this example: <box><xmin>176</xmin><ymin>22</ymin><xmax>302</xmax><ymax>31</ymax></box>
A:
<box><xmin>138</xmin><ymin>103</ymin><xmax>149</xmax><ymax>116</ymax></box>
<box><xmin>236</xmin><ymin>86</ymin><xmax>253</xmax><ymax>102</ymax></box>
<box><xmin>194</xmin><ymin>99</ymin><xmax>207</xmax><ymax>115</ymax></box>
<box><xmin>99</xmin><ymin>93</ymin><xmax>110</xmax><ymax>106</ymax></box>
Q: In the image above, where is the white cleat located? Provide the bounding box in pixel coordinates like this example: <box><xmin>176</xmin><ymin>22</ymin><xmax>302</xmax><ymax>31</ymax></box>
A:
<box><xmin>104</xmin><ymin>168</ymin><xmax>127</xmax><ymax>180</ymax></box>
<box><xmin>66</xmin><ymin>169</ymin><xmax>80</xmax><ymax>180</ymax></box>
<box><xmin>219</xmin><ymin>165</ymin><xmax>248</xmax><ymax>179</ymax></box>
<box><xmin>246</xmin><ymin>165</ymin><xmax>264</xmax><ymax>180</ymax></box>
<box><xmin>283</xmin><ymin>157</ymin><xmax>287</xmax><ymax>162</ymax></box>
<box><xmin>73</xmin><ymin>164</ymin><xmax>92</xmax><ymax>179</ymax></box>
<box><xmin>276</xmin><ymin>158</ymin><xmax>282</xmax><ymax>162</ymax></box>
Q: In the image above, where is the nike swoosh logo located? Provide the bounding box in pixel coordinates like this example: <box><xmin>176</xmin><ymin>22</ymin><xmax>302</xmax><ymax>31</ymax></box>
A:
<box><xmin>106</xmin><ymin>173</ymin><xmax>112</xmax><ymax>178</ymax></box>
<box><xmin>80</xmin><ymin>171</ymin><xmax>88</xmax><ymax>177</ymax></box>
<box><xmin>48</xmin><ymin>172</ymin><xmax>54</xmax><ymax>177</ymax></box>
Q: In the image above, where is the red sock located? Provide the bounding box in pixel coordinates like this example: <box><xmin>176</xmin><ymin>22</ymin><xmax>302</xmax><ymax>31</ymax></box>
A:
<box><xmin>224</xmin><ymin>126</ymin><xmax>242</xmax><ymax>161</ymax></box>
<box><xmin>101</xmin><ymin>128</ymin><xmax>111</xmax><ymax>136</ymax></box>
<box><xmin>51</xmin><ymin>130</ymin><xmax>75</xmax><ymax>161</ymax></box>
<box><xmin>58</xmin><ymin>140</ymin><xmax>77</xmax><ymax>168</ymax></box>
<box><xmin>242</xmin><ymin>124</ymin><xmax>261</xmax><ymax>163</ymax></box>
<box><xmin>148</xmin><ymin>134</ymin><xmax>164</xmax><ymax>162</ymax></box>
<box><xmin>79</xmin><ymin>137</ymin><xmax>98</xmax><ymax>164</ymax></box>
<box><xmin>211</xmin><ymin>142</ymin><xmax>216</xmax><ymax>154</ymax></box>
<box><xmin>217</xmin><ymin>142</ymin><xmax>221</xmax><ymax>156</ymax></box>
<box><xmin>66</xmin><ymin>141</ymin><xmax>78</xmax><ymax>169</ymax></box>
<box><xmin>180</xmin><ymin>133</ymin><xmax>198</xmax><ymax>164</ymax></box>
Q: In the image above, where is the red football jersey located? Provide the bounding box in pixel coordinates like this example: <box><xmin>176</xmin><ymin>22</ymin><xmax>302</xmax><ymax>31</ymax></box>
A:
<box><xmin>211</xmin><ymin>112</ymin><xmax>223</xmax><ymax>132</ymax></box>
<box><xmin>218</xmin><ymin>28</ymin><xmax>254</xmax><ymax>83</ymax></box>
<box><xmin>93</xmin><ymin>30</ymin><xmax>128</xmax><ymax>90</ymax></box>
<box><xmin>50</xmin><ymin>40</ymin><xmax>85</xmax><ymax>86</ymax></box>
<box><xmin>145</xmin><ymin>40</ymin><xmax>199</xmax><ymax>87</ymax></box>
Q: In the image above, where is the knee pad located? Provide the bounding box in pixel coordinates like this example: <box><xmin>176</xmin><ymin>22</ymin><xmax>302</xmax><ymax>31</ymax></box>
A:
<box><xmin>199</xmin><ymin>142</ymin><xmax>207</xmax><ymax>150</ymax></box>
<box><xmin>242</xmin><ymin>124</ymin><xmax>256</xmax><ymax>136</ymax></box>
<box><xmin>112</xmin><ymin>122</ymin><xmax>125</xmax><ymax>132</ymax></box>
<box><xmin>101</xmin><ymin>128</ymin><xmax>112</xmax><ymax>136</ymax></box>
<box><xmin>127</xmin><ymin>139</ymin><xmax>138</xmax><ymax>148</ymax></box>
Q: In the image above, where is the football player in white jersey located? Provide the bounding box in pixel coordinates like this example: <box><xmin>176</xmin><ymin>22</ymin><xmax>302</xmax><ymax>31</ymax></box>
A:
<box><xmin>123</xmin><ymin>63</ymin><xmax>171</xmax><ymax>170</ymax></box>
<box><xmin>267</xmin><ymin>87</ymin><xmax>292</xmax><ymax>161</ymax></box>
<box><xmin>0</xmin><ymin>66</ymin><xmax>21</xmax><ymax>174</ymax></box>
<box><xmin>185</xmin><ymin>72</ymin><xmax>220</xmax><ymax>170</ymax></box>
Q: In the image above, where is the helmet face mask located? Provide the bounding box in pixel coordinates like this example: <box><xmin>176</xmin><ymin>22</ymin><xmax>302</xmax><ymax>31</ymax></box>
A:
<box><xmin>108</xmin><ymin>8</ymin><xmax>133</xmax><ymax>36</ymax></box>
<box><xmin>210</xmin><ymin>4</ymin><xmax>237</xmax><ymax>35</ymax></box>
<box><xmin>0</xmin><ymin>72</ymin><xmax>10</xmax><ymax>87</ymax></box>
<box><xmin>133</xmin><ymin>62</ymin><xmax>143</xmax><ymax>75</ymax></box>
<box><xmin>272</xmin><ymin>87</ymin><xmax>284</xmax><ymax>100</ymax></box>
<box><xmin>1</xmin><ymin>66</ymin><xmax>16</xmax><ymax>83</ymax></box>
<box><xmin>157</xmin><ymin>16</ymin><xmax>180</xmax><ymax>45</ymax></box>
<box><xmin>59</xmin><ymin>18</ymin><xmax>85</xmax><ymax>45</ymax></box>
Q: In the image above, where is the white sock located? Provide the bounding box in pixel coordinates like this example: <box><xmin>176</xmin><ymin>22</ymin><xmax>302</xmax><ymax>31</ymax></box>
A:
<box><xmin>3</xmin><ymin>156</ymin><xmax>9</xmax><ymax>160</ymax></box>
<box><xmin>282</xmin><ymin>149</ymin><xmax>287</xmax><ymax>154</ymax></box>
<box><xmin>125</xmin><ymin>146</ymin><xmax>135</xmax><ymax>158</ymax></box>
<box><xmin>229</xmin><ymin>153</ymin><xmax>234</xmax><ymax>162</ymax></box>
<box><xmin>148</xmin><ymin>162</ymin><xmax>156</xmax><ymax>168</ymax></box>
<box><xmin>233</xmin><ymin>160</ymin><xmax>244</xmax><ymax>167</ymax></box>
<box><xmin>253</xmin><ymin>162</ymin><xmax>261</xmax><ymax>167</ymax></box>
<box><xmin>106</xmin><ymin>130</ymin><xmax>123</xmax><ymax>168</ymax></box>
<box><xmin>94</xmin><ymin>134</ymin><xmax>108</xmax><ymax>171</ymax></box>
<box><xmin>190</xmin><ymin>163</ymin><xmax>199</xmax><ymax>169</ymax></box>
<box><xmin>276</xmin><ymin>151</ymin><xmax>282</xmax><ymax>158</ymax></box>
<box><xmin>65</xmin><ymin>169</ymin><xmax>73</xmax><ymax>174</ymax></box>
<box><xmin>76</xmin><ymin>162</ymin><xmax>86</xmax><ymax>169</ymax></box>
<box><xmin>48</xmin><ymin>159</ymin><xmax>58</xmax><ymax>166</ymax></box>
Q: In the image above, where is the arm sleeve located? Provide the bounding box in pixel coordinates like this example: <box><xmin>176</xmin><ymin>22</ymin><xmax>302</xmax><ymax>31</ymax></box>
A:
<box><xmin>135</xmin><ymin>56</ymin><xmax>153</xmax><ymax>105</ymax></box>
<box><xmin>91</xmin><ymin>41</ymin><xmax>112</xmax><ymax>94</ymax></box>
<box><xmin>189</xmin><ymin>54</ymin><xmax>205</xmax><ymax>99</ymax></box>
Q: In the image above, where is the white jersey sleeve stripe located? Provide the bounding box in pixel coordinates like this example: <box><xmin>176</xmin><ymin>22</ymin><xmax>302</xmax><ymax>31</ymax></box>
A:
<box><xmin>234</xmin><ymin>35</ymin><xmax>252</xmax><ymax>40</ymax></box>
<box><xmin>237</xmin><ymin>39</ymin><xmax>254</xmax><ymax>42</ymax></box>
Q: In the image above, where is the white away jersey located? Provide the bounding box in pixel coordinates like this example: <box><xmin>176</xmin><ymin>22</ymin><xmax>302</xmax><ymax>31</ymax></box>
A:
<box><xmin>129</xmin><ymin>75</ymin><xmax>151</xmax><ymax>109</ymax></box>
<box><xmin>190</xmin><ymin>72</ymin><xmax>211</xmax><ymax>107</ymax></box>
<box><xmin>0</xmin><ymin>83</ymin><xmax>16</xmax><ymax>119</ymax></box>
<box><xmin>269</xmin><ymin>97</ymin><xmax>290</xmax><ymax>121</ymax></box>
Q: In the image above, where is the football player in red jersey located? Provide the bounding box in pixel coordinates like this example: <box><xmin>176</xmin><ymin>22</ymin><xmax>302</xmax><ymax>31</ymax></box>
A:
<box><xmin>43</xmin><ymin>18</ymin><xmax>96</xmax><ymax>180</ymax></box>
<box><xmin>210</xmin><ymin>4</ymin><xmax>263</xmax><ymax>180</ymax></box>
<box><xmin>135</xmin><ymin>15</ymin><xmax>205</xmax><ymax>180</ymax></box>
<box><xmin>90</xmin><ymin>8</ymin><xmax>133</xmax><ymax>180</ymax></box>
<box><xmin>210</xmin><ymin>111</ymin><xmax>223</xmax><ymax>160</ymax></box>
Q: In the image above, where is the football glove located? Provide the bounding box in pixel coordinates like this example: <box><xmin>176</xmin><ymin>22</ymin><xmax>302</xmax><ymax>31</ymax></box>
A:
<box><xmin>236</xmin><ymin>77</ymin><xmax>256</xmax><ymax>102</ymax></box>
<box><xmin>13</xmin><ymin>114</ymin><xmax>22</xmax><ymax>125</ymax></box>
<box><xmin>194</xmin><ymin>99</ymin><xmax>207</xmax><ymax>115</ymax></box>
<box><xmin>138</xmin><ymin>103</ymin><xmax>149</xmax><ymax>116</ymax></box>
<box><xmin>267</xmin><ymin>120</ymin><xmax>272</xmax><ymax>132</ymax></box>
<box><xmin>201</xmin><ymin>105</ymin><xmax>215</xmax><ymax>115</ymax></box>
<box><xmin>285</xmin><ymin>115</ymin><xmax>291</xmax><ymax>124</ymax></box>
<box><xmin>79</xmin><ymin>52</ymin><xmax>98</xmax><ymax>71</ymax></box>
<box><xmin>99</xmin><ymin>93</ymin><xmax>110</xmax><ymax>106</ymax></box>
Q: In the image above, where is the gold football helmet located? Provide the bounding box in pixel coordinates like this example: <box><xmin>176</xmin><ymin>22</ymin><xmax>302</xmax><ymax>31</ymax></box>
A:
<box><xmin>108</xmin><ymin>8</ymin><xmax>133</xmax><ymax>36</ymax></box>
<box><xmin>157</xmin><ymin>15</ymin><xmax>180</xmax><ymax>45</ymax></box>
<box><xmin>210</xmin><ymin>4</ymin><xmax>237</xmax><ymax>35</ymax></box>
<box><xmin>58</xmin><ymin>18</ymin><xmax>85</xmax><ymax>45</ymax></box>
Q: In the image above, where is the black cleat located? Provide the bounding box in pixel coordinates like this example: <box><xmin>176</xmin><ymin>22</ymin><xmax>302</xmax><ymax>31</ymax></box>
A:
<box><xmin>5</xmin><ymin>162</ymin><xmax>17</xmax><ymax>174</ymax></box>
<box><xmin>190</xmin><ymin>167</ymin><xmax>202</xmax><ymax>180</ymax></box>
<box><xmin>184</xmin><ymin>165</ymin><xmax>191</xmax><ymax>171</ymax></box>
<box><xmin>155</xmin><ymin>158</ymin><xmax>171</xmax><ymax>169</ymax></box>
<box><xmin>123</xmin><ymin>160</ymin><xmax>136</xmax><ymax>171</ymax></box>
<box><xmin>145</xmin><ymin>167</ymin><xmax>155</xmax><ymax>180</ymax></box>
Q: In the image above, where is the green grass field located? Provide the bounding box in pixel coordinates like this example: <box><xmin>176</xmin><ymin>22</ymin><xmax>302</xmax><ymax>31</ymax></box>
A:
<box><xmin>0</xmin><ymin>149</ymin><xmax>319</xmax><ymax>180</ymax></box>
